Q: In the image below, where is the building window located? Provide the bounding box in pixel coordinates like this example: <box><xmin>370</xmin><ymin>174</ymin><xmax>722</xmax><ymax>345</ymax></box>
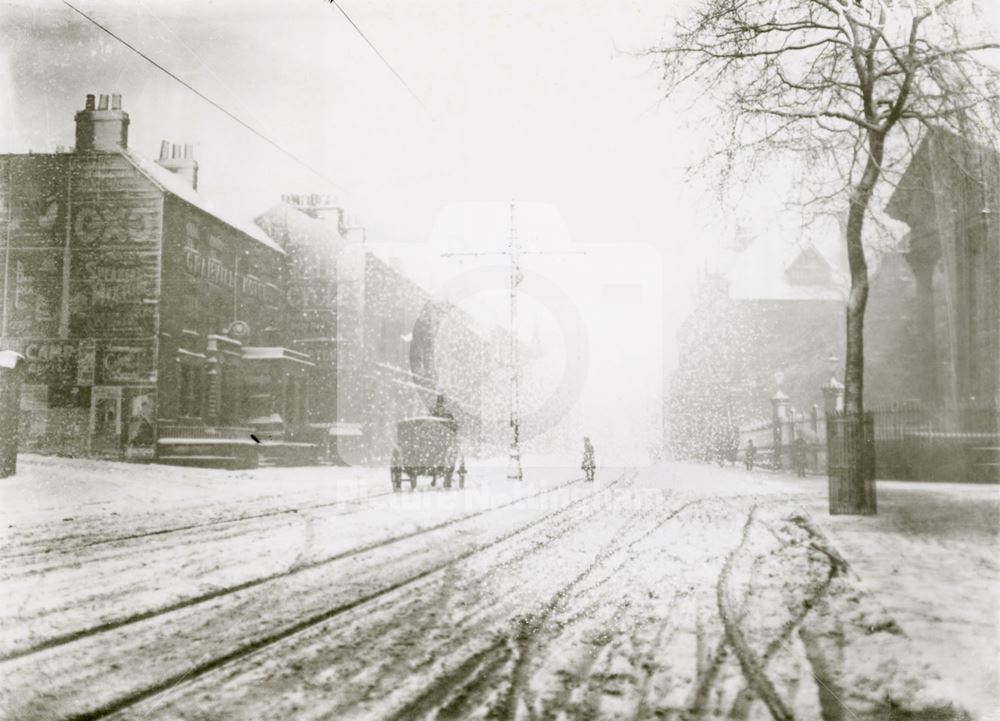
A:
<box><xmin>185</xmin><ymin>222</ymin><xmax>200</xmax><ymax>249</ymax></box>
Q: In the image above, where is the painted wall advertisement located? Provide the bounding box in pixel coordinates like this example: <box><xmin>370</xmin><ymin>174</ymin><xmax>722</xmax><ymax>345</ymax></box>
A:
<box><xmin>100</xmin><ymin>344</ymin><xmax>154</xmax><ymax>384</ymax></box>
<box><xmin>10</xmin><ymin>339</ymin><xmax>154</xmax><ymax>386</ymax></box>
<box><xmin>4</xmin><ymin>157</ymin><xmax>68</xmax><ymax>249</ymax></box>
<box><xmin>21</xmin><ymin>339</ymin><xmax>78</xmax><ymax>384</ymax></box>
<box><xmin>69</xmin><ymin>250</ymin><xmax>159</xmax><ymax>337</ymax></box>
<box><xmin>4</xmin><ymin>251</ymin><xmax>63</xmax><ymax>338</ymax></box>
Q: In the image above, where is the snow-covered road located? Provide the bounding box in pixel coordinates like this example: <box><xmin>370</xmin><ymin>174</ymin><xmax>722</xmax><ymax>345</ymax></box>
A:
<box><xmin>0</xmin><ymin>458</ymin><xmax>972</xmax><ymax>720</ymax></box>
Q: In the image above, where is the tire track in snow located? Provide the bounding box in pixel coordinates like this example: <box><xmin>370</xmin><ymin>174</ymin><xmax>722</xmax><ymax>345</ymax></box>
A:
<box><xmin>727</xmin><ymin>516</ymin><xmax>846</xmax><ymax>720</ymax></box>
<box><xmin>42</xmin><ymin>473</ymin><xmax>630</xmax><ymax>721</ymax></box>
<box><xmin>101</xmin><ymin>473</ymin><xmax>641</xmax><ymax>721</ymax></box>
<box><xmin>0</xmin><ymin>477</ymin><xmax>585</xmax><ymax>663</ymax></box>
<box><xmin>375</xmin><ymin>500</ymin><xmax>652</xmax><ymax>721</ymax></box>
<box><xmin>382</xmin><ymin>490</ymin><xmax>708</xmax><ymax>721</ymax></box>
<box><xmin>715</xmin><ymin>506</ymin><xmax>795</xmax><ymax>721</ymax></box>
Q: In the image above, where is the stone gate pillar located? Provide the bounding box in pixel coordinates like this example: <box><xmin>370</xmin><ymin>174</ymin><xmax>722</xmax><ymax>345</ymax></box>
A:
<box><xmin>771</xmin><ymin>390</ymin><xmax>788</xmax><ymax>469</ymax></box>
<box><xmin>821</xmin><ymin>375</ymin><xmax>844</xmax><ymax>415</ymax></box>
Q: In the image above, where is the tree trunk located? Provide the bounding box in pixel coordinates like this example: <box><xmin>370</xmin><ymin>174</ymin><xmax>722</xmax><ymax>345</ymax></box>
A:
<box><xmin>843</xmin><ymin>134</ymin><xmax>884</xmax><ymax>417</ymax></box>
<box><xmin>833</xmin><ymin>132</ymin><xmax>883</xmax><ymax>515</ymax></box>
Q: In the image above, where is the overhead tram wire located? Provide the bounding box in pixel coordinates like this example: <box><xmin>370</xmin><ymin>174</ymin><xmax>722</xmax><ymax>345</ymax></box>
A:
<box><xmin>324</xmin><ymin>0</ymin><xmax>427</xmax><ymax>111</ymax></box>
<box><xmin>61</xmin><ymin>0</ymin><xmax>345</xmax><ymax>193</ymax></box>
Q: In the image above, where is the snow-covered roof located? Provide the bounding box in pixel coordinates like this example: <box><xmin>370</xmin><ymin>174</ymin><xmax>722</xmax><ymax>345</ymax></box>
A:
<box><xmin>123</xmin><ymin>150</ymin><xmax>286</xmax><ymax>255</ymax></box>
<box><xmin>719</xmin><ymin>216</ymin><xmax>850</xmax><ymax>302</ymax></box>
<box><xmin>254</xmin><ymin>202</ymin><xmax>347</xmax><ymax>255</ymax></box>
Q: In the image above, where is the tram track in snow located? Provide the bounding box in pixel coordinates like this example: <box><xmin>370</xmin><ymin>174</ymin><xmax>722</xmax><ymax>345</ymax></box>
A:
<box><xmin>378</xmin><ymin>488</ymin><xmax>706</xmax><ymax>721</ymax></box>
<box><xmin>0</xmin><ymin>475</ymin><xmax>590</xmax><ymax>663</ymax></box>
<box><xmin>1</xmin><ymin>488</ymin><xmax>406</xmax><ymax>579</ymax></box>
<box><xmin>0</xmin><ymin>487</ymin><xmax>400</xmax><ymax>563</ymax></box>
<box><xmin>34</xmin><ymin>471</ymin><xmax>634</xmax><ymax>721</ymax></box>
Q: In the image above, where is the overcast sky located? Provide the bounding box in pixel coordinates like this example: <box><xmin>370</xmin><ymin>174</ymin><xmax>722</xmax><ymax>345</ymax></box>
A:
<box><xmin>8</xmin><ymin>0</ymin><xmax>977</xmax><ymax>460</ymax></box>
<box><xmin>0</xmin><ymin>1</ymin><xmax>727</xmax><ymax>294</ymax></box>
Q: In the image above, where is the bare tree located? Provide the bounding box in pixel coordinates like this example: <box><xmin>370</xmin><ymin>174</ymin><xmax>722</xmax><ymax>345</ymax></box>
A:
<box><xmin>656</xmin><ymin>0</ymin><xmax>999</xmax><ymax>500</ymax></box>
<box><xmin>659</xmin><ymin>0</ymin><xmax>998</xmax><ymax>415</ymax></box>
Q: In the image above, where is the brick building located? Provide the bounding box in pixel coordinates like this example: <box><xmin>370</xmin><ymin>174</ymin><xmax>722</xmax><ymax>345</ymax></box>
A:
<box><xmin>255</xmin><ymin>198</ymin><xmax>494</xmax><ymax>465</ymax></box>
<box><xmin>0</xmin><ymin>94</ymin><xmax>310</xmax><ymax>462</ymax></box>
<box><xmin>0</xmin><ymin>94</ymin><xmax>526</xmax><ymax>466</ymax></box>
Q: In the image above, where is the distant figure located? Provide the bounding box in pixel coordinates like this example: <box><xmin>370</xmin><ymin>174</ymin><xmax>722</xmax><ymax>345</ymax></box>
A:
<box><xmin>432</xmin><ymin>394</ymin><xmax>457</xmax><ymax>430</ymax></box>
<box><xmin>792</xmin><ymin>435</ymin><xmax>808</xmax><ymax>478</ymax></box>
<box><xmin>457</xmin><ymin>454</ymin><xmax>467</xmax><ymax>487</ymax></box>
<box><xmin>432</xmin><ymin>394</ymin><xmax>450</xmax><ymax>418</ymax></box>
<box><xmin>582</xmin><ymin>437</ymin><xmax>596</xmax><ymax>482</ymax></box>
<box><xmin>744</xmin><ymin>439</ymin><xmax>757</xmax><ymax>471</ymax></box>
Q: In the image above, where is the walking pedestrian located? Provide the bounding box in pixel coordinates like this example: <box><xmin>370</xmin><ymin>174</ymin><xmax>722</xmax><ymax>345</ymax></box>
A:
<box><xmin>582</xmin><ymin>437</ymin><xmax>596</xmax><ymax>482</ymax></box>
<box><xmin>744</xmin><ymin>439</ymin><xmax>756</xmax><ymax>471</ymax></box>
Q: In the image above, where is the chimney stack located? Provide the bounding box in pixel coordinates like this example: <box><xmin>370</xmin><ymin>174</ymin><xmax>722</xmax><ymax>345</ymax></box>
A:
<box><xmin>281</xmin><ymin>192</ymin><xmax>345</xmax><ymax>227</ymax></box>
<box><xmin>75</xmin><ymin>92</ymin><xmax>130</xmax><ymax>152</ymax></box>
<box><xmin>156</xmin><ymin>139</ymin><xmax>199</xmax><ymax>190</ymax></box>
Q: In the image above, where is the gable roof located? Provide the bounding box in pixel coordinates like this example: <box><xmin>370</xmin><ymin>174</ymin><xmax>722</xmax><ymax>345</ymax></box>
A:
<box><xmin>722</xmin><ymin>238</ymin><xmax>847</xmax><ymax>302</ymax></box>
<box><xmin>122</xmin><ymin>150</ymin><xmax>285</xmax><ymax>255</ymax></box>
<box><xmin>784</xmin><ymin>244</ymin><xmax>833</xmax><ymax>286</ymax></box>
<box><xmin>886</xmin><ymin>127</ymin><xmax>1000</xmax><ymax>225</ymax></box>
<box><xmin>254</xmin><ymin>202</ymin><xmax>347</xmax><ymax>255</ymax></box>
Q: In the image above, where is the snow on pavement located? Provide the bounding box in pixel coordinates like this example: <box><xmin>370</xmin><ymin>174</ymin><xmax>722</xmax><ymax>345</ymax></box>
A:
<box><xmin>0</xmin><ymin>456</ymin><xmax>979</xmax><ymax>720</ymax></box>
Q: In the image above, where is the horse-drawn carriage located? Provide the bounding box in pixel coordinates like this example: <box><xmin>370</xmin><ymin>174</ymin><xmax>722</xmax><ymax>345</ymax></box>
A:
<box><xmin>392</xmin><ymin>416</ymin><xmax>465</xmax><ymax>491</ymax></box>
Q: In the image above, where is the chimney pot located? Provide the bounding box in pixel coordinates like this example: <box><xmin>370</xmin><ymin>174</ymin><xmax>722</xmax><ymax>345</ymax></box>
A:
<box><xmin>156</xmin><ymin>139</ymin><xmax>199</xmax><ymax>190</ymax></box>
<box><xmin>75</xmin><ymin>93</ymin><xmax>129</xmax><ymax>151</ymax></box>
<box><xmin>111</xmin><ymin>94</ymin><xmax>121</xmax><ymax>110</ymax></box>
